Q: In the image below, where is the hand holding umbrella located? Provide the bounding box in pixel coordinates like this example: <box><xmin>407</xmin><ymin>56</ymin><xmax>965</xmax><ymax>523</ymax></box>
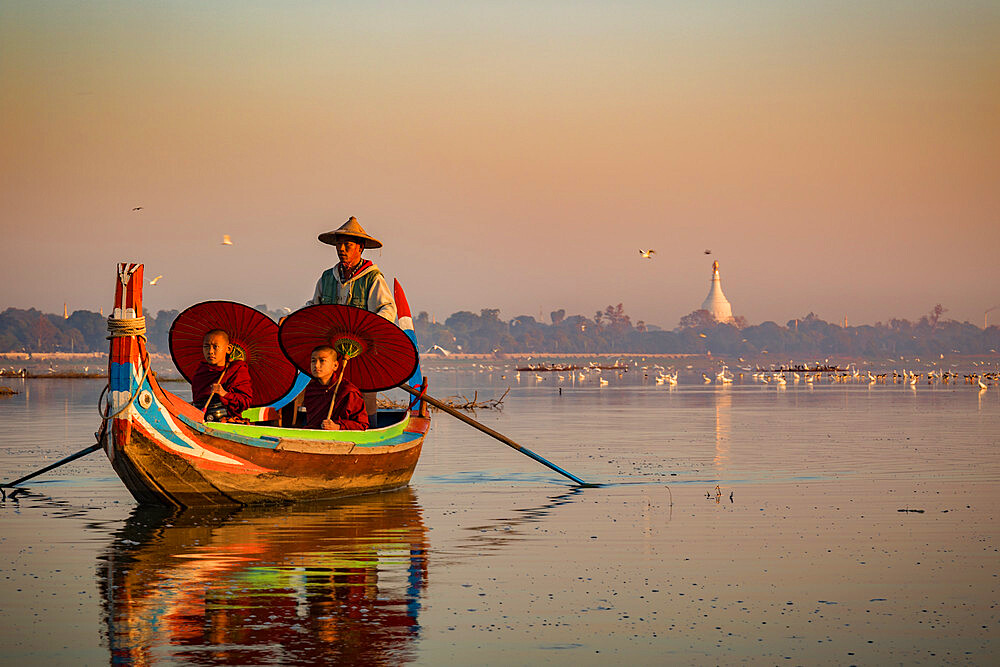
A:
<box><xmin>201</xmin><ymin>364</ymin><xmax>228</xmax><ymax>412</ymax></box>
<box><xmin>324</xmin><ymin>338</ymin><xmax>363</xmax><ymax>427</ymax></box>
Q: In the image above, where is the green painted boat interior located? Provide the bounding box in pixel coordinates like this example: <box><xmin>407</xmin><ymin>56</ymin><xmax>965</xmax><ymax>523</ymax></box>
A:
<box><xmin>207</xmin><ymin>411</ymin><xmax>410</xmax><ymax>444</ymax></box>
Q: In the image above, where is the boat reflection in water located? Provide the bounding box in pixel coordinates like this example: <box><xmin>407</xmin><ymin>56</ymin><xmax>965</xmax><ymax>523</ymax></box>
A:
<box><xmin>98</xmin><ymin>488</ymin><xmax>427</xmax><ymax>665</ymax></box>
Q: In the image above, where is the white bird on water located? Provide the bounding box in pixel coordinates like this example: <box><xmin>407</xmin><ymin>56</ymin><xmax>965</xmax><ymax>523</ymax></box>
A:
<box><xmin>599</xmin><ymin>377</ymin><xmax>609</xmax><ymax>387</ymax></box>
<box><xmin>638</xmin><ymin>249</ymin><xmax>656</xmax><ymax>259</ymax></box>
<box><xmin>221</xmin><ymin>234</ymin><xmax>233</xmax><ymax>245</ymax></box>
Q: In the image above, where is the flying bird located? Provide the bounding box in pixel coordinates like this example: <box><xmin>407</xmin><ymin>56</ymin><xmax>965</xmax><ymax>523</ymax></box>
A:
<box><xmin>704</xmin><ymin>249</ymin><xmax>711</xmax><ymax>254</ymax></box>
<box><xmin>639</xmin><ymin>249</ymin><xmax>656</xmax><ymax>259</ymax></box>
<box><xmin>221</xmin><ymin>235</ymin><xmax>233</xmax><ymax>245</ymax></box>
<box><xmin>132</xmin><ymin>206</ymin><xmax>143</xmax><ymax>211</ymax></box>
<box><xmin>149</xmin><ymin>275</ymin><xmax>163</xmax><ymax>285</ymax></box>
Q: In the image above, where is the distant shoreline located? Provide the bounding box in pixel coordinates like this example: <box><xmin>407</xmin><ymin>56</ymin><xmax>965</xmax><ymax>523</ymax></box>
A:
<box><xmin>0</xmin><ymin>372</ymin><xmax>185</xmax><ymax>381</ymax></box>
<box><xmin>2</xmin><ymin>351</ymin><xmax>996</xmax><ymax>385</ymax></box>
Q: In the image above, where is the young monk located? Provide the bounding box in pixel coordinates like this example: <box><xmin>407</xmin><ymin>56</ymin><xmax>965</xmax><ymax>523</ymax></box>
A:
<box><xmin>302</xmin><ymin>345</ymin><xmax>368</xmax><ymax>430</ymax></box>
<box><xmin>190</xmin><ymin>329</ymin><xmax>253</xmax><ymax>422</ymax></box>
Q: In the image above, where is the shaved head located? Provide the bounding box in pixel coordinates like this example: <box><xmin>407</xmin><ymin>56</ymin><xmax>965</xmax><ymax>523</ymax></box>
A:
<box><xmin>204</xmin><ymin>329</ymin><xmax>230</xmax><ymax>344</ymax></box>
<box><xmin>311</xmin><ymin>344</ymin><xmax>339</xmax><ymax>360</ymax></box>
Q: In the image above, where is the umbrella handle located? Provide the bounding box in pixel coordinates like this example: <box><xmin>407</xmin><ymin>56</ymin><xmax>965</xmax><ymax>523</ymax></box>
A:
<box><xmin>202</xmin><ymin>363</ymin><xmax>229</xmax><ymax>412</ymax></box>
<box><xmin>325</xmin><ymin>358</ymin><xmax>349</xmax><ymax>422</ymax></box>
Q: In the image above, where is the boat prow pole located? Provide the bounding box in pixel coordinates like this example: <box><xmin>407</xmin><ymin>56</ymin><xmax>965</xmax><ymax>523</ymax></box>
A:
<box><xmin>397</xmin><ymin>384</ymin><xmax>593</xmax><ymax>487</ymax></box>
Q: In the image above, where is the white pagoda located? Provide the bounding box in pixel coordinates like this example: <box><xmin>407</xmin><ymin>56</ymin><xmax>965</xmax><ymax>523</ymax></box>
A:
<box><xmin>701</xmin><ymin>260</ymin><xmax>734</xmax><ymax>323</ymax></box>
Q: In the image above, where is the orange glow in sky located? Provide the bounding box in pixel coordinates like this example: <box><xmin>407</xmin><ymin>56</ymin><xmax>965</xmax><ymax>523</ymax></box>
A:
<box><xmin>2</xmin><ymin>2</ymin><xmax>998</xmax><ymax>327</ymax></box>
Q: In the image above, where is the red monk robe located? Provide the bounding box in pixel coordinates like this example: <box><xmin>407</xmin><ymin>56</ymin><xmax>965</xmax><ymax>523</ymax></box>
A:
<box><xmin>302</xmin><ymin>377</ymin><xmax>369</xmax><ymax>430</ymax></box>
<box><xmin>191</xmin><ymin>359</ymin><xmax>253</xmax><ymax>419</ymax></box>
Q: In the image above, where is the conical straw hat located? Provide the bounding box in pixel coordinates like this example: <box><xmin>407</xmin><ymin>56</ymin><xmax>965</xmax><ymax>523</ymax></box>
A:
<box><xmin>318</xmin><ymin>216</ymin><xmax>383</xmax><ymax>249</ymax></box>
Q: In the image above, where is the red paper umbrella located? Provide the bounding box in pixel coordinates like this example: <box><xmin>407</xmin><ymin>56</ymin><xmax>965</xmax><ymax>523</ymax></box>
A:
<box><xmin>169</xmin><ymin>301</ymin><xmax>298</xmax><ymax>407</ymax></box>
<box><xmin>278</xmin><ymin>305</ymin><xmax>418</xmax><ymax>392</ymax></box>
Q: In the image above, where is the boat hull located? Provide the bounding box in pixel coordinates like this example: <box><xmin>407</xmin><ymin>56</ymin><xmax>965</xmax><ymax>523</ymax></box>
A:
<box><xmin>104</xmin><ymin>370</ymin><xmax>428</xmax><ymax>507</ymax></box>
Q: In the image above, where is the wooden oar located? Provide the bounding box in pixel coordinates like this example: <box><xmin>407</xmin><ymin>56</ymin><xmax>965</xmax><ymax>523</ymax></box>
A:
<box><xmin>398</xmin><ymin>384</ymin><xmax>591</xmax><ymax>486</ymax></box>
<box><xmin>1</xmin><ymin>442</ymin><xmax>102</xmax><ymax>498</ymax></box>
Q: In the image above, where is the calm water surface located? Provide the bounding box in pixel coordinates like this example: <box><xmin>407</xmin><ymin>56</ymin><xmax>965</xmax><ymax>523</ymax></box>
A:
<box><xmin>1</xmin><ymin>368</ymin><xmax>998</xmax><ymax>664</ymax></box>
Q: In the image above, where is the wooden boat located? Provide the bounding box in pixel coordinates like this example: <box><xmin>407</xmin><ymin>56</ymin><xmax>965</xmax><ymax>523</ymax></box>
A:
<box><xmin>101</xmin><ymin>263</ymin><xmax>430</xmax><ymax>507</ymax></box>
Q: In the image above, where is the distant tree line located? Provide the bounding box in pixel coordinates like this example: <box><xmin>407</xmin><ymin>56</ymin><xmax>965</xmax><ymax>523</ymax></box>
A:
<box><xmin>0</xmin><ymin>305</ymin><xmax>286</xmax><ymax>355</ymax></box>
<box><xmin>412</xmin><ymin>304</ymin><xmax>999</xmax><ymax>357</ymax></box>
<box><xmin>1</xmin><ymin>303</ymin><xmax>997</xmax><ymax>357</ymax></box>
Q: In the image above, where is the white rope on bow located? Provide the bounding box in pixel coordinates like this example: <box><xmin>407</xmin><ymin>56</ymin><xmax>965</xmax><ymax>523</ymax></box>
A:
<box><xmin>106</xmin><ymin>315</ymin><xmax>147</xmax><ymax>338</ymax></box>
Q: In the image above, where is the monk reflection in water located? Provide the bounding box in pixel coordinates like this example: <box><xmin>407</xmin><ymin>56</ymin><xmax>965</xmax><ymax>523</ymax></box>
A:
<box><xmin>302</xmin><ymin>345</ymin><xmax>368</xmax><ymax>430</ymax></box>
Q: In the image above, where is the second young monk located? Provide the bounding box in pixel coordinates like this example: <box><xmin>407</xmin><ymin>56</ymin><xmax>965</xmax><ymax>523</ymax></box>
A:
<box><xmin>191</xmin><ymin>329</ymin><xmax>253</xmax><ymax>422</ymax></box>
<box><xmin>302</xmin><ymin>345</ymin><xmax>369</xmax><ymax>431</ymax></box>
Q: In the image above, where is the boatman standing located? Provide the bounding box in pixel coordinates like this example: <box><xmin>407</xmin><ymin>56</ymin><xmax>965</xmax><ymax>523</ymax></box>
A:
<box><xmin>308</xmin><ymin>216</ymin><xmax>397</xmax><ymax>426</ymax></box>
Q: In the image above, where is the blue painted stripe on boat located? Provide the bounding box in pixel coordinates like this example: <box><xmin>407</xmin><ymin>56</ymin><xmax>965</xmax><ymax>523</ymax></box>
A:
<box><xmin>110</xmin><ymin>360</ymin><xmax>130</xmax><ymax>392</ymax></box>
<box><xmin>403</xmin><ymin>330</ymin><xmax>423</xmax><ymax>388</ymax></box>
<box><xmin>265</xmin><ymin>371</ymin><xmax>311</xmax><ymax>410</ymax></box>
<box><xmin>174</xmin><ymin>413</ymin><xmax>281</xmax><ymax>449</ymax></box>
<box><xmin>354</xmin><ymin>431</ymin><xmax>422</xmax><ymax>448</ymax></box>
<box><xmin>110</xmin><ymin>362</ymin><xmax>283</xmax><ymax>453</ymax></box>
<box><xmin>126</xmin><ymin>373</ymin><xmax>199</xmax><ymax>451</ymax></box>
<box><xmin>204</xmin><ymin>427</ymin><xmax>278</xmax><ymax>448</ymax></box>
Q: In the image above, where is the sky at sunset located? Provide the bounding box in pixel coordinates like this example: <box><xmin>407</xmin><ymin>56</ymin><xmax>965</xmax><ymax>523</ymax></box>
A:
<box><xmin>2</xmin><ymin>1</ymin><xmax>998</xmax><ymax>330</ymax></box>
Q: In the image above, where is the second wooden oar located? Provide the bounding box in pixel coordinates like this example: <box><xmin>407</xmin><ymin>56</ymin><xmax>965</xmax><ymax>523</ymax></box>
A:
<box><xmin>0</xmin><ymin>442</ymin><xmax>102</xmax><ymax>498</ymax></box>
<box><xmin>398</xmin><ymin>384</ymin><xmax>591</xmax><ymax>486</ymax></box>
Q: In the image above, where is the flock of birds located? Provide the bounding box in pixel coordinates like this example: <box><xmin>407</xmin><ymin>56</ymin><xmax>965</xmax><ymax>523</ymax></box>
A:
<box><xmin>425</xmin><ymin>359</ymin><xmax>1000</xmax><ymax>392</ymax></box>
<box><xmin>0</xmin><ymin>363</ymin><xmax>93</xmax><ymax>377</ymax></box>
<box><xmin>3</xmin><ymin>357</ymin><xmax>998</xmax><ymax>393</ymax></box>
<box><xmin>432</xmin><ymin>361</ymin><xmax>636</xmax><ymax>387</ymax></box>
<box><xmin>731</xmin><ymin>366</ymin><xmax>1000</xmax><ymax>391</ymax></box>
